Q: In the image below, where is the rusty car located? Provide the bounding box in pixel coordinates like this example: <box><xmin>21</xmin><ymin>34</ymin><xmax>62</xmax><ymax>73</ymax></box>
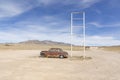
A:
<box><xmin>40</xmin><ymin>48</ymin><xmax>68</xmax><ymax>58</ymax></box>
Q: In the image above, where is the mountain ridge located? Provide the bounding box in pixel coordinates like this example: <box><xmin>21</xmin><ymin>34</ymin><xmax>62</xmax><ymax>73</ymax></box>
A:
<box><xmin>19</xmin><ymin>40</ymin><xmax>71</xmax><ymax>46</ymax></box>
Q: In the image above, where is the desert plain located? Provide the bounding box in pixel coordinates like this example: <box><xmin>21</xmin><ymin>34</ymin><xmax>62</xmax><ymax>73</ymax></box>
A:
<box><xmin>0</xmin><ymin>45</ymin><xmax>120</xmax><ymax>80</ymax></box>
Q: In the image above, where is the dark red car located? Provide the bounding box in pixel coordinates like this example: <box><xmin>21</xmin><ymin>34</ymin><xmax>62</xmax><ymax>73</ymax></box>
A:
<box><xmin>40</xmin><ymin>48</ymin><xmax>68</xmax><ymax>58</ymax></box>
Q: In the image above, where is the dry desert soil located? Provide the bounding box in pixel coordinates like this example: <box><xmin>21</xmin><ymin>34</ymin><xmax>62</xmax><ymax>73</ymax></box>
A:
<box><xmin>0</xmin><ymin>49</ymin><xmax>120</xmax><ymax>80</ymax></box>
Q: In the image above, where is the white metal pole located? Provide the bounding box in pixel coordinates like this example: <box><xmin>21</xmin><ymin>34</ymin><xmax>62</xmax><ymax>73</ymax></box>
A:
<box><xmin>83</xmin><ymin>12</ymin><xmax>86</xmax><ymax>59</ymax></box>
<box><xmin>70</xmin><ymin>13</ymin><xmax>73</xmax><ymax>57</ymax></box>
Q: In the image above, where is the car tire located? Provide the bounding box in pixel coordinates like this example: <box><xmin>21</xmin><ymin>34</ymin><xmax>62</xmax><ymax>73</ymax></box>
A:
<box><xmin>59</xmin><ymin>55</ymin><xmax>64</xmax><ymax>59</ymax></box>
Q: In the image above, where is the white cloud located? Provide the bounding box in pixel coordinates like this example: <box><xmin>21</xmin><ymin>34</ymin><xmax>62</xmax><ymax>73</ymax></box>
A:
<box><xmin>88</xmin><ymin>22</ymin><xmax>101</xmax><ymax>27</ymax></box>
<box><xmin>80</xmin><ymin>0</ymin><xmax>101</xmax><ymax>8</ymax></box>
<box><xmin>86</xmin><ymin>36</ymin><xmax>120</xmax><ymax>46</ymax></box>
<box><xmin>88</xmin><ymin>22</ymin><xmax>120</xmax><ymax>28</ymax></box>
<box><xmin>0</xmin><ymin>5</ymin><xmax>19</xmax><ymax>18</ymax></box>
<box><xmin>0</xmin><ymin>25</ymin><xmax>120</xmax><ymax>46</ymax></box>
<box><xmin>37</xmin><ymin>0</ymin><xmax>100</xmax><ymax>8</ymax></box>
<box><xmin>0</xmin><ymin>26</ymin><xmax>70</xmax><ymax>43</ymax></box>
<box><xmin>66</xmin><ymin>35</ymin><xmax>120</xmax><ymax>46</ymax></box>
<box><xmin>0</xmin><ymin>0</ymin><xmax>101</xmax><ymax>18</ymax></box>
<box><xmin>0</xmin><ymin>0</ymin><xmax>37</xmax><ymax>18</ymax></box>
<box><xmin>1</xmin><ymin>0</ymin><xmax>119</xmax><ymax>46</ymax></box>
<box><xmin>37</xmin><ymin>0</ymin><xmax>56</xmax><ymax>5</ymax></box>
<box><xmin>0</xmin><ymin>14</ymin><xmax>119</xmax><ymax>46</ymax></box>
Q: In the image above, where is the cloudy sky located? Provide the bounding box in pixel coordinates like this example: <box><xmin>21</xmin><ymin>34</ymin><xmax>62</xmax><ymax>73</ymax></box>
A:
<box><xmin>0</xmin><ymin>0</ymin><xmax>120</xmax><ymax>46</ymax></box>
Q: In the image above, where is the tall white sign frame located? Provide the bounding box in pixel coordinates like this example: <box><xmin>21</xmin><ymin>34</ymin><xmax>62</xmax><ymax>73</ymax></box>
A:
<box><xmin>70</xmin><ymin>12</ymin><xmax>86</xmax><ymax>58</ymax></box>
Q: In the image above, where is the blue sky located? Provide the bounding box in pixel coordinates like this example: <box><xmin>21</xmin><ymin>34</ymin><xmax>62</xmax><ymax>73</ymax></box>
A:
<box><xmin>0</xmin><ymin>0</ymin><xmax>120</xmax><ymax>46</ymax></box>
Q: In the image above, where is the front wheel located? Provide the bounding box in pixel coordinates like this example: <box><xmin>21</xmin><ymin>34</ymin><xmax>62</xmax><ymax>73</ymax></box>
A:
<box><xmin>59</xmin><ymin>55</ymin><xmax>64</xmax><ymax>59</ymax></box>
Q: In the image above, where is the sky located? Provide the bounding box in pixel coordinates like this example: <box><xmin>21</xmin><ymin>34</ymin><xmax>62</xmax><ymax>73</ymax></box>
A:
<box><xmin>0</xmin><ymin>0</ymin><xmax>120</xmax><ymax>46</ymax></box>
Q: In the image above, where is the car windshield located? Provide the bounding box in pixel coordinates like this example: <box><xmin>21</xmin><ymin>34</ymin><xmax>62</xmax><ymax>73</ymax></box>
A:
<box><xmin>57</xmin><ymin>49</ymin><xmax>63</xmax><ymax>52</ymax></box>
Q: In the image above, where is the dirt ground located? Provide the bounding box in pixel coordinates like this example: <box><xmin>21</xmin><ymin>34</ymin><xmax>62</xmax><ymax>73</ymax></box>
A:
<box><xmin>0</xmin><ymin>49</ymin><xmax>120</xmax><ymax>80</ymax></box>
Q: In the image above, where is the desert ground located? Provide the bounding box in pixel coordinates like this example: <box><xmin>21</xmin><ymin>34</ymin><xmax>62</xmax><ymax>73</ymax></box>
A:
<box><xmin>0</xmin><ymin>48</ymin><xmax>120</xmax><ymax>80</ymax></box>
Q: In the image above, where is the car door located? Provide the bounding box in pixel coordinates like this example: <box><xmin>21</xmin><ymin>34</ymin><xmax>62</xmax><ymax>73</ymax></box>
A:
<box><xmin>55</xmin><ymin>49</ymin><xmax>59</xmax><ymax>57</ymax></box>
<box><xmin>49</xmin><ymin>49</ymin><xmax>55</xmax><ymax>57</ymax></box>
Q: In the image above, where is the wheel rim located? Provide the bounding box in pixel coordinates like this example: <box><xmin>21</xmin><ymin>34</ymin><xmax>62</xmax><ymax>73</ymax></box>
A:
<box><xmin>60</xmin><ymin>55</ymin><xmax>64</xmax><ymax>58</ymax></box>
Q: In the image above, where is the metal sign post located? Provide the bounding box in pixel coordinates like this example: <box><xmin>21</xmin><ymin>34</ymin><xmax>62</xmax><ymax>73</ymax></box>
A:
<box><xmin>70</xmin><ymin>12</ymin><xmax>86</xmax><ymax>58</ymax></box>
<box><xmin>70</xmin><ymin>13</ymin><xmax>73</xmax><ymax>57</ymax></box>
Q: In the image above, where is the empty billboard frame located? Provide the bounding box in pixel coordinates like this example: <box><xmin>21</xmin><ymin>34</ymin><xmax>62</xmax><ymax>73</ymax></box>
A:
<box><xmin>70</xmin><ymin>12</ymin><xmax>86</xmax><ymax>58</ymax></box>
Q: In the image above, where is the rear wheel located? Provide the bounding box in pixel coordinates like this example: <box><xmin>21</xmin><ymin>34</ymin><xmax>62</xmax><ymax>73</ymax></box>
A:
<box><xmin>59</xmin><ymin>55</ymin><xmax>64</xmax><ymax>59</ymax></box>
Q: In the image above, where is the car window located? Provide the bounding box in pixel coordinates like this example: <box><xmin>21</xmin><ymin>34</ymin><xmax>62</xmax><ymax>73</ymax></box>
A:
<box><xmin>49</xmin><ymin>48</ymin><xmax>63</xmax><ymax>52</ymax></box>
<box><xmin>57</xmin><ymin>49</ymin><xmax>63</xmax><ymax>52</ymax></box>
<box><xmin>56</xmin><ymin>49</ymin><xmax>59</xmax><ymax>52</ymax></box>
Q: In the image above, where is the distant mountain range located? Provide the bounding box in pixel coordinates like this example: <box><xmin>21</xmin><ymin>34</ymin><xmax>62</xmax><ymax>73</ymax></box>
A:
<box><xmin>19</xmin><ymin>40</ymin><xmax>71</xmax><ymax>46</ymax></box>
